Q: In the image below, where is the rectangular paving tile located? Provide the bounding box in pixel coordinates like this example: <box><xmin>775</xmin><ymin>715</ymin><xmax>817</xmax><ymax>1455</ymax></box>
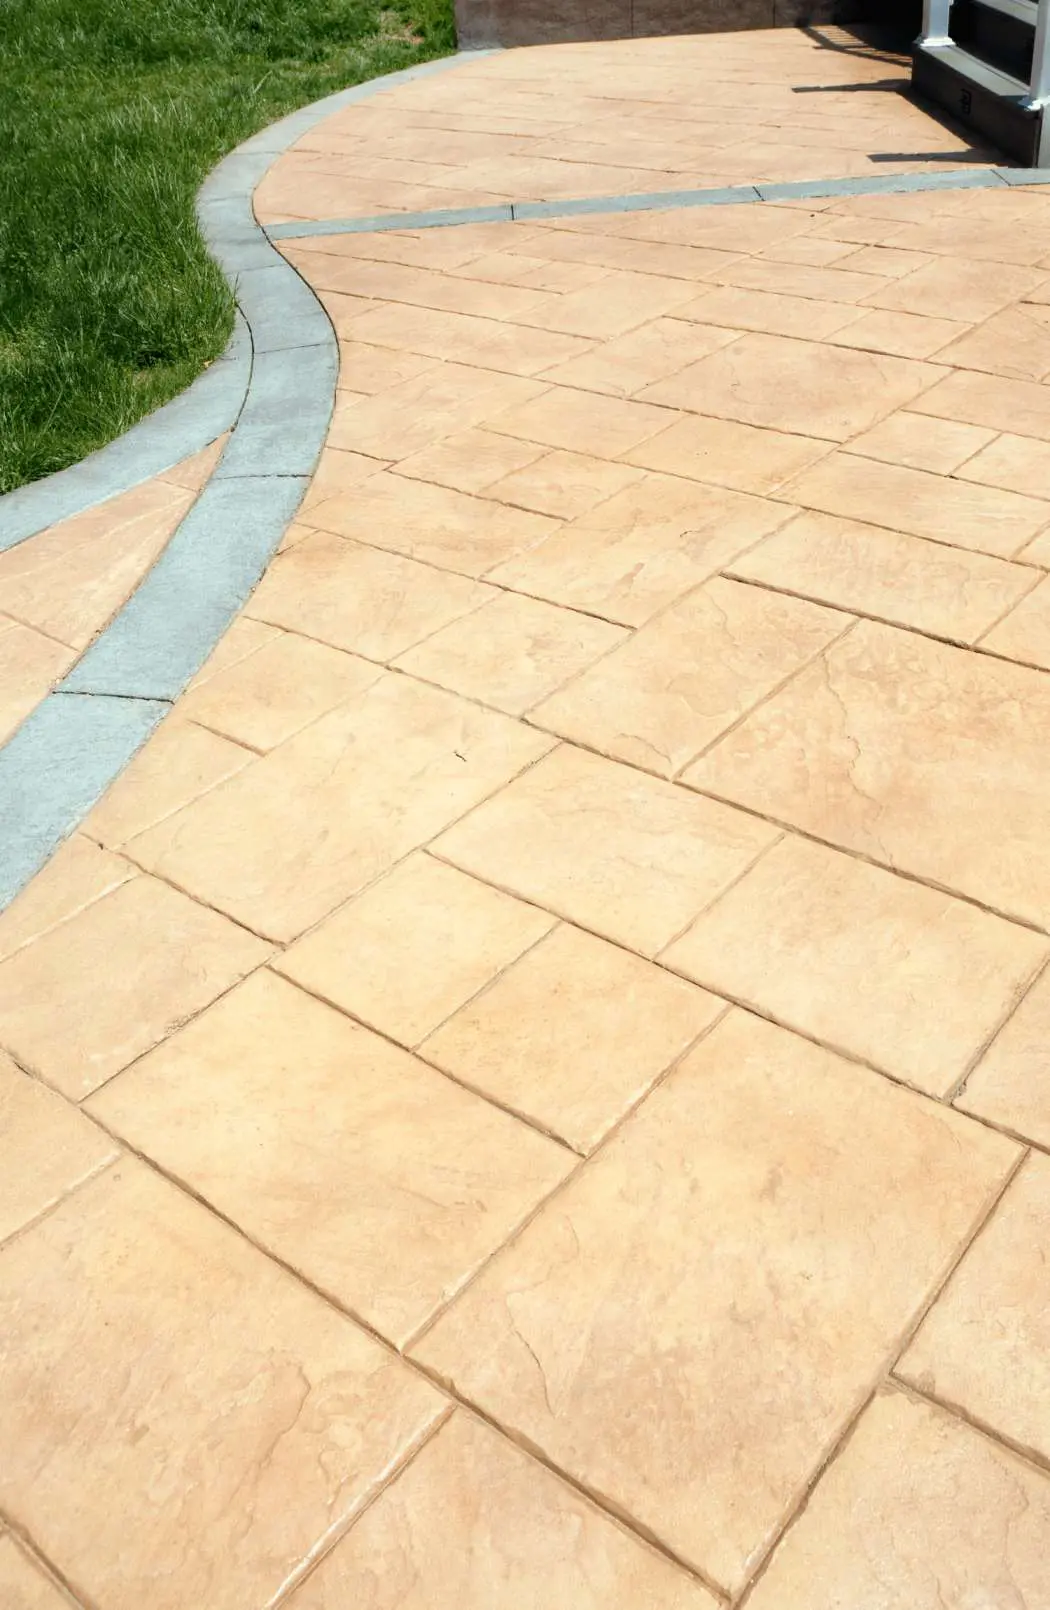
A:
<box><xmin>490</xmin><ymin>474</ymin><xmax>792</xmax><ymax>626</ymax></box>
<box><xmin>0</xmin><ymin>1050</ymin><xmax>117</xmax><ymax>1244</ymax></box>
<box><xmin>686</xmin><ymin>620</ymin><xmax>1050</xmax><ymax>928</ymax></box>
<box><xmin>176</xmin><ymin>634</ymin><xmax>380</xmax><ymax>751</ymax></box>
<box><xmin>81</xmin><ymin>717</ymin><xmax>252</xmax><ymax>848</ymax></box>
<box><xmin>128</xmin><ymin>674</ymin><xmax>552</xmax><ymax>942</ymax></box>
<box><xmin>542</xmin><ymin>317</ymin><xmax>739</xmax><ymax>398</ymax></box>
<box><xmin>485</xmin><ymin>387</ymin><xmax>675</xmax><ymax>459</ymax></box>
<box><xmin>310</xmin><ymin>471</ymin><xmax>558</xmax><ymax>578</ymax></box>
<box><xmin>277</xmin><ymin>852</ymin><xmax>555</xmax><ymax>1048</ymax></box>
<box><xmin>423</xmin><ymin>923</ymin><xmax>723</xmax><ymax>1152</ymax></box>
<box><xmin>625</xmin><ymin>413</ymin><xmax>831</xmax><ymax>495</ymax></box>
<box><xmin>287</xmin><ymin>1413</ymin><xmax>718</xmax><ymax>1609</ymax></box>
<box><xmin>899</xmin><ymin>1153</ymin><xmax>1050</xmax><ymax>1464</ymax></box>
<box><xmin>533</xmin><ymin>578</ymin><xmax>846</xmax><ymax>777</ymax></box>
<box><xmin>930</xmin><ymin>306</ymin><xmax>1050</xmax><ymax>382</ymax></box>
<box><xmin>0</xmin><ymin>622</ymin><xmax>76</xmax><ymax>746</ymax></box>
<box><xmin>956</xmin><ymin>430</ymin><xmax>1050</xmax><ymax>499</ymax></box>
<box><xmin>746</xmin><ymin>1389</ymin><xmax>1050</xmax><ymax>1609</ymax></box>
<box><xmin>663</xmin><ymin>834</ymin><xmax>1048</xmax><ymax>1096</ymax></box>
<box><xmin>0</xmin><ymin>1535</ymin><xmax>75</xmax><ymax>1610</ymax></box>
<box><xmin>414</xmin><ymin>1012</ymin><xmax>1017</xmax><ymax>1595</ymax></box>
<box><xmin>395</xmin><ymin>429</ymin><xmax>545</xmax><ymax>494</ymax></box>
<box><xmin>982</xmin><ymin>575</ymin><xmax>1050</xmax><ymax>669</ymax></box>
<box><xmin>514</xmin><ymin>269</ymin><xmax>696</xmax><ymax>339</ymax></box>
<box><xmin>846</xmin><ymin>411</ymin><xmax>997</xmax><ymax>475</ymax></box>
<box><xmin>824</xmin><ymin>307</ymin><xmax>968</xmax><ymax>360</ymax></box>
<box><xmin>0</xmin><ymin>876</ymin><xmax>268</xmax><ymax>1099</ymax></box>
<box><xmin>958</xmin><ymin>966</ymin><xmax>1050</xmax><ymax>1146</ymax></box>
<box><xmin>435</xmin><ymin>743</ymin><xmax>776</xmax><ymax>956</ymax></box>
<box><xmin>0</xmin><ymin>834</ymin><xmax>133</xmax><ymax>964</ymax></box>
<box><xmin>675</xmin><ymin>284</ymin><xmax>865</xmax><ymax>340</ymax></box>
<box><xmin>325</xmin><ymin>364</ymin><xmax>546</xmax><ymax>460</ymax></box>
<box><xmin>483</xmin><ymin>449</ymin><xmax>643</xmax><ymax>520</ymax></box>
<box><xmin>861</xmin><ymin>254</ymin><xmax>1046</xmax><ymax>322</ymax></box>
<box><xmin>246</xmin><ymin>531</ymin><xmax>492</xmax><ymax>662</ymax></box>
<box><xmin>729</xmin><ymin>511</ymin><xmax>1038</xmax><ymax>642</ymax></box>
<box><xmin>911</xmin><ymin>368</ymin><xmax>1050</xmax><ymax>441</ymax></box>
<box><xmin>0</xmin><ymin>1161</ymin><xmax>444</xmax><ymax>1610</ymax></box>
<box><xmin>396</xmin><ymin>590</ymin><xmax>626</xmax><ymax>715</ymax></box>
<box><xmin>780</xmin><ymin>452</ymin><xmax>1050</xmax><ymax>559</ymax></box>
<box><xmin>89</xmin><ymin>971</ymin><xmax>572</xmax><ymax>1347</ymax></box>
<box><xmin>637</xmin><ymin>333</ymin><xmax>942</xmax><ymax>442</ymax></box>
<box><xmin>344</xmin><ymin>300</ymin><xmax>594</xmax><ymax>375</ymax></box>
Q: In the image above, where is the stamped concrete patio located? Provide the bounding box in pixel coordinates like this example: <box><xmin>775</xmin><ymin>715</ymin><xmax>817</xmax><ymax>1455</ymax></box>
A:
<box><xmin>5</xmin><ymin>25</ymin><xmax>1050</xmax><ymax>1610</ymax></box>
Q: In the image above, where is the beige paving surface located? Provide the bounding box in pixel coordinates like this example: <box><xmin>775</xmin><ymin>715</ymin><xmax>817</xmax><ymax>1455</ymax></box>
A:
<box><xmin>6</xmin><ymin>24</ymin><xmax>1050</xmax><ymax>1609</ymax></box>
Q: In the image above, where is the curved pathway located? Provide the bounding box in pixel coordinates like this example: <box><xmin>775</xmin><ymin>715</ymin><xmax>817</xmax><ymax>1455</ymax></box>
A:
<box><xmin>4</xmin><ymin>25</ymin><xmax>1050</xmax><ymax>1609</ymax></box>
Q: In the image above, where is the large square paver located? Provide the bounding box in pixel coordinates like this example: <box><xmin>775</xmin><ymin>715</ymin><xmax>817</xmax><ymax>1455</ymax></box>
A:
<box><xmin>423</xmin><ymin>923</ymin><xmax>724</xmax><ymax>1152</ymax></box>
<box><xmin>128</xmin><ymin>673</ymin><xmax>551</xmax><ymax>942</ymax></box>
<box><xmin>687</xmin><ymin>619</ymin><xmax>1050</xmax><ymax>928</ymax></box>
<box><xmin>899</xmin><ymin>1153</ymin><xmax>1050</xmax><ymax>1463</ymax></box>
<box><xmin>176</xmin><ymin>634</ymin><xmax>380</xmax><ymax>751</ymax></box>
<box><xmin>663</xmin><ymin>833</ymin><xmax>1048</xmax><ymax>1096</ymax></box>
<box><xmin>434</xmin><ymin>743</ymin><xmax>775</xmax><ymax>955</ymax></box>
<box><xmin>415</xmin><ymin>1011</ymin><xmax>1016</xmax><ymax>1594</ymax></box>
<box><xmin>88</xmin><ymin>971</ymin><xmax>572</xmax><ymax>1347</ymax></box>
<box><xmin>746</xmin><ymin>1390</ymin><xmax>1050</xmax><ymax>1608</ymax></box>
<box><xmin>287</xmin><ymin>1413</ymin><xmax>717</xmax><ymax>1609</ymax></box>
<box><xmin>0</xmin><ymin>1161</ymin><xmax>444</xmax><ymax>1610</ymax></box>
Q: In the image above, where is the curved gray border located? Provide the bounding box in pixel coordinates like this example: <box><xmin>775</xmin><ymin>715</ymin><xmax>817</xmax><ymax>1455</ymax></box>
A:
<box><xmin>0</xmin><ymin>50</ymin><xmax>495</xmax><ymax>910</ymax></box>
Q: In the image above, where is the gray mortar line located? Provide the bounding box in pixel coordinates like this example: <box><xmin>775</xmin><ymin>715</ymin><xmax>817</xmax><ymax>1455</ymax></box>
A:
<box><xmin>0</xmin><ymin>50</ymin><xmax>497</xmax><ymax>913</ymax></box>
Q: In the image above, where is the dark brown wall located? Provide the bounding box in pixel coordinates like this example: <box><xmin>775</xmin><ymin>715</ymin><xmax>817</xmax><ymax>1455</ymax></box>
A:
<box><xmin>455</xmin><ymin>0</ymin><xmax>907</xmax><ymax>49</ymax></box>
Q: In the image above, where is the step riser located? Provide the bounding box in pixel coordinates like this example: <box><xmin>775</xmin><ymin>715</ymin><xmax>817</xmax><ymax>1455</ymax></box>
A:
<box><xmin>912</xmin><ymin>43</ymin><xmax>1041</xmax><ymax>163</ymax></box>
<box><xmin>951</xmin><ymin>0</ymin><xmax>1035</xmax><ymax>82</ymax></box>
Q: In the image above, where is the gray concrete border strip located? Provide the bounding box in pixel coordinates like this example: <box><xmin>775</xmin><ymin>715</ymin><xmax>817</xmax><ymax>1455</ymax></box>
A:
<box><xmin>268</xmin><ymin>162</ymin><xmax>1050</xmax><ymax>243</ymax></box>
<box><xmin>0</xmin><ymin>50</ymin><xmax>495</xmax><ymax>911</ymax></box>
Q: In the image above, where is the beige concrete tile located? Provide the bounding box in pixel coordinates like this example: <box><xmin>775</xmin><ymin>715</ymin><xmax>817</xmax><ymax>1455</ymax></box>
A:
<box><xmin>515</xmin><ymin>270</ymin><xmax>695</xmax><ymax>338</ymax></box>
<box><xmin>0</xmin><ymin>876</ymin><xmax>268</xmax><ymax>1099</ymax></box>
<box><xmin>300</xmin><ymin>449</ymin><xmax>385</xmax><ymax>514</ymax></box>
<box><xmin>484</xmin><ymin>449</ymin><xmax>643</xmax><ymax>519</ymax></box>
<box><xmin>1021</xmin><ymin>524</ymin><xmax>1050</xmax><ymax>564</ymax></box>
<box><xmin>729</xmin><ymin>511</ymin><xmax>1036</xmax><ymax>642</ymax></box>
<box><xmin>535</xmin><ymin>578</ymin><xmax>844</xmax><ymax>777</ymax></box>
<box><xmin>396</xmin><ymin>590</ymin><xmax>625</xmax><ymax>715</ymax></box>
<box><xmin>825</xmin><ymin>307</ymin><xmax>967</xmax><ymax>360</ymax></box>
<box><xmin>185</xmin><ymin>615</ymin><xmax>279</xmax><ymax>690</ymax></box>
<box><xmin>0</xmin><ymin>1161</ymin><xmax>444</xmax><ymax>1610</ymax></box>
<box><xmin>160</xmin><ymin>435</ymin><xmax>226</xmax><ymax>492</ymax></box>
<box><xmin>982</xmin><ymin>576</ymin><xmax>1050</xmax><ymax>669</ymax></box>
<box><xmin>756</xmin><ymin>233</ymin><xmax>862</xmax><ymax>267</ymax></box>
<box><xmin>310</xmin><ymin>472</ymin><xmax>557</xmax><ymax>578</ymax></box>
<box><xmin>0</xmin><ymin>1536</ymin><xmax>76</xmax><ymax>1610</ymax></box>
<box><xmin>247</xmin><ymin>531</ymin><xmax>491</xmax><ymax>660</ymax></box>
<box><xmin>675</xmin><ymin>284</ymin><xmax>864</xmax><ymax>340</ymax></box>
<box><xmin>336</xmin><ymin>341</ymin><xmax>437</xmax><ymax>394</ymax></box>
<box><xmin>901</xmin><ymin>1153</ymin><xmax>1050</xmax><ymax>1462</ymax></box>
<box><xmin>0</xmin><ymin>623</ymin><xmax>76</xmax><ymax>743</ymax></box>
<box><xmin>542</xmin><ymin>317</ymin><xmax>739</xmax><ymax>398</ymax></box>
<box><xmin>423</xmin><ymin>923</ymin><xmax>723</xmax><ymax>1152</ymax></box>
<box><xmin>435</xmin><ymin>743</ymin><xmax>774</xmax><ymax>955</ymax></box>
<box><xmin>449</xmin><ymin>250</ymin><xmax>610</xmax><ymax>292</ymax></box>
<box><xmin>129</xmin><ymin>674</ymin><xmax>551</xmax><ymax>942</ymax></box>
<box><xmin>327</xmin><ymin>364</ymin><xmax>546</xmax><ymax>460</ymax></box>
<box><xmin>746</xmin><ymin>1389</ymin><xmax>1050</xmax><ymax>1610</ymax></box>
<box><xmin>290</xmin><ymin>251</ymin><xmax>550</xmax><ymax>323</ymax></box>
<box><xmin>89</xmin><ymin>971</ymin><xmax>572</xmax><ymax>1347</ymax></box>
<box><xmin>957</xmin><ymin>430</ymin><xmax>1050</xmax><ymax>500</ymax></box>
<box><xmin>277</xmin><ymin>852</ymin><xmax>555</xmax><ymax>1046</ymax></box>
<box><xmin>931</xmin><ymin>305</ymin><xmax>1050</xmax><ymax>382</ymax></box>
<box><xmin>848</xmin><ymin>411</ymin><xmax>996</xmax><ymax>474</ymax></box>
<box><xmin>781</xmin><ymin>452</ymin><xmax>1050</xmax><ymax>559</ymax></box>
<box><xmin>177</xmin><ymin>634</ymin><xmax>380</xmax><ymax>751</ymax></box>
<box><xmin>0</xmin><ymin>1051</ymin><xmax>117</xmax><ymax>1244</ymax></box>
<box><xmin>626</xmin><ymin>413</ymin><xmax>831</xmax><ymax>494</ymax></box>
<box><xmin>688</xmin><ymin>620</ymin><xmax>1050</xmax><ymax>928</ymax></box>
<box><xmin>0</xmin><ymin>835</ymin><xmax>133</xmax><ymax>964</ymax></box>
<box><xmin>664</xmin><ymin>834</ymin><xmax>1047</xmax><ymax>1095</ymax></box>
<box><xmin>82</xmin><ymin>717</ymin><xmax>251</xmax><ymax>847</ymax></box>
<box><xmin>839</xmin><ymin>243</ymin><xmax>936</xmax><ymax>277</ymax></box>
<box><xmin>287</xmin><ymin>1412</ymin><xmax>718</xmax><ymax>1610</ymax></box>
<box><xmin>344</xmin><ymin>300</ymin><xmax>593</xmax><ymax>376</ymax></box>
<box><xmin>912</xmin><ymin>367</ymin><xmax>1050</xmax><ymax>441</ymax></box>
<box><xmin>863</xmin><ymin>255</ymin><xmax>1046</xmax><ymax>322</ymax></box>
<box><xmin>959</xmin><ymin>965</ymin><xmax>1050</xmax><ymax>1146</ymax></box>
<box><xmin>639</xmin><ymin>333</ymin><xmax>940</xmax><ymax>442</ymax></box>
<box><xmin>487</xmin><ymin>387</ymin><xmax>674</xmax><ymax>458</ymax></box>
<box><xmin>395</xmin><ymin>429</ymin><xmax>545</xmax><ymax>494</ymax></box>
<box><xmin>711</xmin><ymin>257</ymin><xmax>888</xmax><ymax>304</ymax></box>
<box><xmin>491</xmin><ymin>474</ymin><xmax>791</xmax><ymax>626</ymax></box>
<box><xmin>415</xmin><ymin>1012</ymin><xmax>1017</xmax><ymax>1594</ymax></box>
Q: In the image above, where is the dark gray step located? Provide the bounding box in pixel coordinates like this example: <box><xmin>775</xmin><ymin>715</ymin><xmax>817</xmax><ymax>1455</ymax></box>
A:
<box><xmin>912</xmin><ymin>40</ymin><xmax>1041</xmax><ymax>163</ymax></box>
<box><xmin>950</xmin><ymin>0</ymin><xmax>1037</xmax><ymax>83</ymax></box>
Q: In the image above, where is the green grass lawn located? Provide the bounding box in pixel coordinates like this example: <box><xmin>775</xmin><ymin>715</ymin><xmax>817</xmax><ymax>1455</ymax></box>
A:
<box><xmin>0</xmin><ymin>1</ymin><xmax>455</xmax><ymax>494</ymax></box>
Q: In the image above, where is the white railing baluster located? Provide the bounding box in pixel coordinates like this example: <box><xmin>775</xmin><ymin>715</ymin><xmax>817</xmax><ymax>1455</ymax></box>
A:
<box><xmin>1027</xmin><ymin>0</ymin><xmax>1050</xmax><ymax>104</ymax></box>
<box><xmin>919</xmin><ymin>0</ymin><xmax>953</xmax><ymax>46</ymax></box>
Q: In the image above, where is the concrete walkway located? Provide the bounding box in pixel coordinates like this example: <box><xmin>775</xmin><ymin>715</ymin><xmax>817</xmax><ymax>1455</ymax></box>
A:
<box><xmin>4</xmin><ymin>26</ymin><xmax>1050</xmax><ymax>1609</ymax></box>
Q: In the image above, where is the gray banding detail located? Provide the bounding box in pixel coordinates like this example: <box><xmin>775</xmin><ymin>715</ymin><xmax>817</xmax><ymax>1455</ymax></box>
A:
<box><xmin>267</xmin><ymin>163</ymin><xmax>1050</xmax><ymax>244</ymax></box>
<box><xmin>0</xmin><ymin>51</ymin><xmax>494</xmax><ymax>910</ymax></box>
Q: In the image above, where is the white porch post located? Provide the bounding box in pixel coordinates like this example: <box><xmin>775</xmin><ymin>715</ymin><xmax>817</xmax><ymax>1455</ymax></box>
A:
<box><xmin>919</xmin><ymin>0</ymin><xmax>953</xmax><ymax>46</ymax></box>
